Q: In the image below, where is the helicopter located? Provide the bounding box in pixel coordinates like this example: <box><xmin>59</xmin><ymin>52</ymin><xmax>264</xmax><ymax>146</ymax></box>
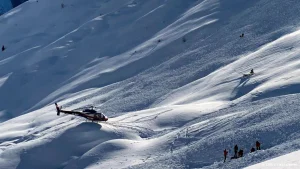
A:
<box><xmin>55</xmin><ymin>103</ymin><xmax>108</xmax><ymax>122</ymax></box>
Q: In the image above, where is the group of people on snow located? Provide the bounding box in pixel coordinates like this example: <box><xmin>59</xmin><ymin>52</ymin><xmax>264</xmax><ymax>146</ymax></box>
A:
<box><xmin>223</xmin><ymin>141</ymin><xmax>261</xmax><ymax>162</ymax></box>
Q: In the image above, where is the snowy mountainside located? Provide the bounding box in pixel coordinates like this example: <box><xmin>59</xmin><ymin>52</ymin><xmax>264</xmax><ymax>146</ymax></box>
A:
<box><xmin>1</xmin><ymin>0</ymin><xmax>300</xmax><ymax>168</ymax></box>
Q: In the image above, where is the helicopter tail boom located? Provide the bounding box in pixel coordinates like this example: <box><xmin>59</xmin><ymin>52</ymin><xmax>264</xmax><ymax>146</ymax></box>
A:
<box><xmin>55</xmin><ymin>103</ymin><xmax>61</xmax><ymax>116</ymax></box>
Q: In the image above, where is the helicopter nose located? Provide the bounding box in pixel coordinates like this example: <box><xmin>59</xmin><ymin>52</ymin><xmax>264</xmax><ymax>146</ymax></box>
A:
<box><xmin>105</xmin><ymin>117</ymin><xmax>108</xmax><ymax>121</ymax></box>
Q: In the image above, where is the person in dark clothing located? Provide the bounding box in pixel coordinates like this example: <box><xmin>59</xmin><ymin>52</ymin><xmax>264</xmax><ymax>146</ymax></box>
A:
<box><xmin>250</xmin><ymin>147</ymin><xmax>255</xmax><ymax>153</ymax></box>
<box><xmin>238</xmin><ymin>149</ymin><xmax>244</xmax><ymax>157</ymax></box>
<box><xmin>256</xmin><ymin>141</ymin><xmax>261</xmax><ymax>150</ymax></box>
<box><xmin>250</xmin><ymin>69</ymin><xmax>254</xmax><ymax>74</ymax></box>
<box><xmin>223</xmin><ymin>149</ymin><xmax>228</xmax><ymax>162</ymax></box>
<box><xmin>2</xmin><ymin>45</ymin><xmax>5</xmax><ymax>51</ymax></box>
<box><xmin>234</xmin><ymin>145</ymin><xmax>238</xmax><ymax>158</ymax></box>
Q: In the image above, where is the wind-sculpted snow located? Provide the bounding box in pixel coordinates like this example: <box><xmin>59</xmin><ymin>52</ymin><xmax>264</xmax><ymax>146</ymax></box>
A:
<box><xmin>1</xmin><ymin>0</ymin><xmax>300</xmax><ymax>168</ymax></box>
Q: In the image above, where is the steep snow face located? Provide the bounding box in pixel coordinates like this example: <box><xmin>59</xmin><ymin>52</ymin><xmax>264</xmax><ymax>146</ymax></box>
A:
<box><xmin>1</xmin><ymin>0</ymin><xmax>300</xmax><ymax>120</ymax></box>
<box><xmin>1</xmin><ymin>0</ymin><xmax>300</xmax><ymax>168</ymax></box>
<box><xmin>0</xmin><ymin>0</ymin><xmax>12</xmax><ymax>15</ymax></box>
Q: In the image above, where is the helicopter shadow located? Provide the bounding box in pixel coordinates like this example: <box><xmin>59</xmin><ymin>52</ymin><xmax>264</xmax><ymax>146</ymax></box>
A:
<box><xmin>16</xmin><ymin>122</ymin><xmax>104</xmax><ymax>169</ymax></box>
<box><xmin>231</xmin><ymin>76</ymin><xmax>259</xmax><ymax>100</ymax></box>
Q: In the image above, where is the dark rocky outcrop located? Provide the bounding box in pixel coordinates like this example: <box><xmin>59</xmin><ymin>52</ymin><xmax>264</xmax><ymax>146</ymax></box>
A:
<box><xmin>0</xmin><ymin>0</ymin><xmax>13</xmax><ymax>14</ymax></box>
<box><xmin>11</xmin><ymin>0</ymin><xmax>27</xmax><ymax>8</ymax></box>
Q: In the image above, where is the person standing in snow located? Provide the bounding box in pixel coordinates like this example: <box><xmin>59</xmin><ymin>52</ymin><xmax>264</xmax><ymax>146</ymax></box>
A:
<box><xmin>2</xmin><ymin>45</ymin><xmax>5</xmax><ymax>51</ymax></box>
<box><xmin>250</xmin><ymin>147</ymin><xmax>255</xmax><ymax>153</ymax></box>
<box><xmin>256</xmin><ymin>141</ymin><xmax>261</xmax><ymax>150</ymax></box>
<box><xmin>234</xmin><ymin>144</ymin><xmax>238</xmax><ymax>158</ymax></box>
<box><xmin>238</xmin><ymin>149</ymin><xmax>244</xmax><ymax>157</ymax></box>
<box><xmin>223</xmin><ymin>149</ymin><xmax>228</xmax><ymax>162</ymax></box>
<box><xmin>250</xmin><ymin>69</ymin><xmax>254</xmax><ymax>74</ymax></box>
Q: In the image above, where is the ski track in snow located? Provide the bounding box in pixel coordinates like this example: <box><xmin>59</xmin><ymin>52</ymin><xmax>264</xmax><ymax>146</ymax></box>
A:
<box><xmin>1</xmin><ymin>0</ymin><xmax>300</xmax><ymax>168</ymax></box>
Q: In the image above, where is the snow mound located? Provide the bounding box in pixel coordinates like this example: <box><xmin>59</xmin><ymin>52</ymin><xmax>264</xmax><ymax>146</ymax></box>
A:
<box><xmin>245</xmin><ymin>150</ymin><xmax>300</xmax><ymax>169</ymax></box>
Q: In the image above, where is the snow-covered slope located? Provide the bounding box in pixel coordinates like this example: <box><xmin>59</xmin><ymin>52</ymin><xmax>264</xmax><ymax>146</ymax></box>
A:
<box><xmin>245</xmin><ymin>150</ymin><xmax>300</xmax><ymax>169</ymax></box>
<box><xmin>1</xmin><ymin>0</ymin><xmax>300</xmax><ymax>168</ymax></box>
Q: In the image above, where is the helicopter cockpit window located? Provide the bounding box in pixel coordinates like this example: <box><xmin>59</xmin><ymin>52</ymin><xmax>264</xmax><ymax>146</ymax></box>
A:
<box><xmin>83</xmin><ymin>109</ymin><xmax>97</xmax><ymax>113</ymax></box>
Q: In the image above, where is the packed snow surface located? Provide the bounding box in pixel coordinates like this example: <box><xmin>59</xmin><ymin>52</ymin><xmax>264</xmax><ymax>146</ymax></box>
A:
<box><xmin>1</xmin><ymin>0</ymin><xmax>300</xmax><ymax>168</ymax></box>
<box><xmin>245</xmin><ymin>150</ymin><xmax>300</xmax><ymax>169</ymax></box>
